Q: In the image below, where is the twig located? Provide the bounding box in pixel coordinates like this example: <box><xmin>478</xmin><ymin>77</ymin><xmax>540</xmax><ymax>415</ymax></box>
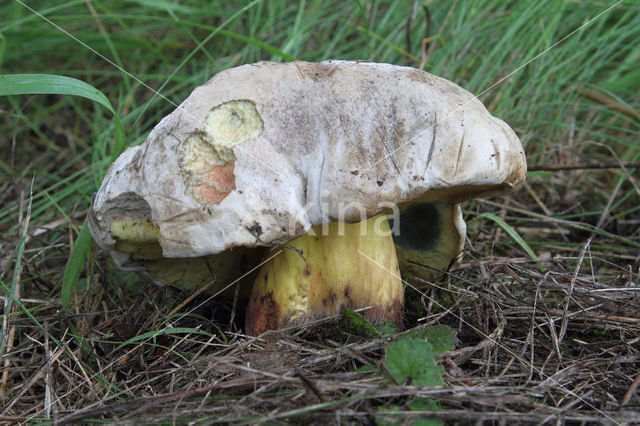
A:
<box><xmin>408</xmin><ymin>3</ymin><xmax>430</xmax><ymax>69</ymax></box>
<box><xmin>405</xmin><ymin>1</ymin><xmax>418</xmax><ymax>58</ymax></box>
<box><xmin>423</xmin><ymin>0</ymin><xmax>458</xmax><ymax>62</ymax></box>
<box><xmin>620</xmin><ymin>371</ymin><xmax>640</xmax><ymax>407</ymax></box>
<box><xmin>295</xmin><ymin>368</ymin><xmax>327</xmax><ymax>402</ymax></box>
<box><xmin>328</xmin><ymin>339</ymin><xmax>399</xmax><ymax>386</ymax></box>
<box><xmin>558</xmin><ymin>238</ymin><xmax>591</xmax><ymax>349</ymax></box>
<box><xmin>25</xmin><ymin>209</ymin><xmax>88</xmax><ymax>243</ymax></box>
<box><xmin>477</xmin><ymin>199</ymin><xmax>639</xmax><ymax>248</ymax></box>
<box><xmin>44</xmin><ymin>322</ymin><xmax>57</xmax><ymax>422</ymax></box>
<box><xmin>2</xmin><ymin>346</ymin><xmax>65</xmax><ymax>415</ymax></box>
<box><xmin>374</xmin><ymin>408</ymin><xmax>633</xmax><ymax>424</ymax></box>
<box><xmin>523</xmin><ymin>182</ymin><xmax>568</xmax><ymax>242</ymax></box>
<box><xmin>582</xmin><ymin>87</ymin><xmax>640</xmax><ymax>120</ymax></box>
<box><xmin>439</xmin><ymin>319</ymin><xmax>504</xmax><ymax>363</ymax></box>
<box><xmin>540</xmin><ymin>308</ymin><xmax>640</xmax><ymax>325</ymax></box>
<box><xmin>228</xmin><ymin>278</ymin><xmax>241</xmax><ymax>331</ymax></box>
<box><xmin>64</xmin><ymin>341</ymin><xmax>99</xmax><ymax>401</ymax></box>
<box><xmin>528</xmin><ymin>161</ymin><xmax>640</xmax><ymax>171</ymax></box>
<box><xmin>58</xmin><ymin>376</ymin><xmax>261</xmax><ymax>425</ymax></box>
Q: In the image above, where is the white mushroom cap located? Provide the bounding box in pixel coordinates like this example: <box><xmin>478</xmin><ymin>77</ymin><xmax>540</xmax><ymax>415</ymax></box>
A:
<box><xmin>89</xmin><ymin>60</ymin><xmax>526</xmax><ymax>261</ymax></box>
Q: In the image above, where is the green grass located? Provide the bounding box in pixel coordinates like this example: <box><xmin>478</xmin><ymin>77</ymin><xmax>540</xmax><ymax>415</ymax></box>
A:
<box><xmin>1</xmin><ymin>1</ymin><xmax>638</xmax><ymax>234</ymax></box>
<box><xmin>1</xmin><ymin>0</ymin><xmax>639</xmax><ymax>423</ymax></box>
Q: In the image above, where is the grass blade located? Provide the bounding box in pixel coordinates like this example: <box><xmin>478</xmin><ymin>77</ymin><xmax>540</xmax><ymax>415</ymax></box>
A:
<box><xmin>0</xmin><ymin>74</ymin><xmax>114</xmax><ymax>112</ymax></box>
<box><xmin>0</xmin><ymin>205</ymin><xmax>30</xmax><ymax>357</ymax></box>
<box><xmin>477</xmin><ymin>212</ymin><xmax>545</xmax><ymax>272</ymax></box>
<box><xmin>61</xmin><ymin>219</ymin><xmax>93</xmax><ymax>312</ymax></box>
<box><xmin>0</xmin><ymin>73</ymin><xmax>126</xmax><ymax>159</ymax></box>
<box><xmin>107</xmin><ymin>327</ymin><xmax>214</xmax><ymax>356</ymax></box>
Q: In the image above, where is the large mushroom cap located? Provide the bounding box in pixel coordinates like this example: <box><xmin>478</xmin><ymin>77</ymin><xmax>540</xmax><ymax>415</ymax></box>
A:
<box><xmin>90</xmin><ymin>60</ymin><xmax>526</xmax><ymax>262</ymax></box>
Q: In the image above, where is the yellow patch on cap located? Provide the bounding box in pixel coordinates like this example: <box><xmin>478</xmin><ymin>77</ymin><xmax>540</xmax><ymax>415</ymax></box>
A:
<box><xmin>205</xmin><ymin>100</ymin><xmax>263</xmax><ymax>161</ymax></box>
<box><xmin>181</xmin><ymin>100</ymin><xmax>263</xmax><ymax>206</ymax></box>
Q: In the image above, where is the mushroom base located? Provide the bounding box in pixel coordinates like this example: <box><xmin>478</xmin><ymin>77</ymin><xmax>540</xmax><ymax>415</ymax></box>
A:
<box><xmin>245</xmin><ymin>214</ymin><xmax>404</xmax><ymax>335</ymax></box>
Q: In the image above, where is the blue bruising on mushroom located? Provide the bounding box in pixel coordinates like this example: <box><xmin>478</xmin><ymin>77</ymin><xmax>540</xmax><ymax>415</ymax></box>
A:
<box><xmin>388</xmin><ymin>202</ymin><xmax>441</xmax><ymax>252</ymax></box>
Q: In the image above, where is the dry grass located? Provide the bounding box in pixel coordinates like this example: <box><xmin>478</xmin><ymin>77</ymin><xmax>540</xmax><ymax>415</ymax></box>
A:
<box><xmin>2</xmin><ymin>170</ymin><xmax>639</xmax><ymax>423</ymax></box>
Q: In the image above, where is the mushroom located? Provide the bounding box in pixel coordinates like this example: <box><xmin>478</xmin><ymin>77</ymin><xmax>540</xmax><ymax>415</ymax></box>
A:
<box><xmin>89</xmin><ymin>60</ymin><xmax>526</xmax><ymax>335</ymax></box>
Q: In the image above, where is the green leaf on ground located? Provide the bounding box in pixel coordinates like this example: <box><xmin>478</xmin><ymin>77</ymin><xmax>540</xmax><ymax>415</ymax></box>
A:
<box><xmin>409</xmin><ymin>324</ymin><xmax>459</xmax><ymax>353</ymax></box>
<box><xmin>409</xmin><ymin>398</ymin><xmax>442</xmax><ymax>426</ymax></box>
<box><xmin>385</xmin><ymin>337</ymin><xmax>444</xmax><ymax>386</ymax></box>
<box><xmin>375</xmin><ymin>321</ymin><xmax>400</xmax><ymax>338</ymax></box>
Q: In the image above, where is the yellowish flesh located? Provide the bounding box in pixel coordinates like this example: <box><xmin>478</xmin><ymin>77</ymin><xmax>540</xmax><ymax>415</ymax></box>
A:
<box><xmin>111</xmin><ymin>217</ymin><xmax>163</xmax><ymax>260</ymax></box>
<box><xmin>245</xmin><ymin>214</ymin><xmax>403</xmax><ymax>335</ymax></box>
<box><xmin>114</xmin><ymin>240</ymin><xmax>164</xmax><ymax>260</ymax></box>
<box><xmin>111</xmin><ymin>216</ymin><xmax>259</xmax><ymax>293</ymax></box>
<box><xmin>111</xmin><ymin>217</ymin><xmax>160</xmax><ymax>242</ymax></box>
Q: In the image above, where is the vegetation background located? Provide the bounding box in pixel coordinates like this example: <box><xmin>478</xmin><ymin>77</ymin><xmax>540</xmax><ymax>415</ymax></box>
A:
<box><xmin>1</xmin><ymin>0</ymin><xmax>639</xmax><ymax>423</ymax></box>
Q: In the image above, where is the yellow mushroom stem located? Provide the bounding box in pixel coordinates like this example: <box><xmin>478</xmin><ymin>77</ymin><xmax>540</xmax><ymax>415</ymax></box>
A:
<box><xmin>245</xmin><ymin>214</ymin><xmax>403</xmax><ymax>335</ymax></box>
